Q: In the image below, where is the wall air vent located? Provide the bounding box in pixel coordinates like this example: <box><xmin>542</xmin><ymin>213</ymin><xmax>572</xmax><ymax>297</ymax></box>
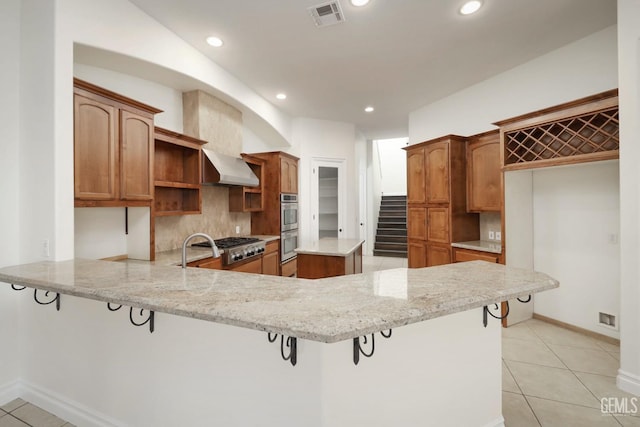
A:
<box><xmin>308</xmin><ymin>1</ymin><xmax>345</xmax><ymax>27</ymax></box>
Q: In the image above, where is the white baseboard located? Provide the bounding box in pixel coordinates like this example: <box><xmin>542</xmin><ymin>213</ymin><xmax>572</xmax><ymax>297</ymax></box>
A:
<box><xmin>617</xmin><ymin>369</ymin><xmax>640</xmax><ymax>396</ymax></box>
<box><xmin>1</xmin><ymin>379</ymin><xmax>122</xmax><ymax>427</ymax></box>
<box><xmin>0</xmin><ymin>379</ymin><xmax>22</xmax><ymax>406</ymax></box>
<box><xmin>482</xmin><ymin>416</ymin><xmax>505</xmax><ymax>427</ymax></box>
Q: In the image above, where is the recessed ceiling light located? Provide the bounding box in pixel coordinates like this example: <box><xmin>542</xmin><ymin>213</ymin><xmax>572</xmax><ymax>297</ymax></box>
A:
<box><xmin>365</xmin><ymin>106</ymin><xmax>374</xmax><ymax>113</ymax></box>
<box><xmin>276</xmin><ymin>93</ymin><xmax>287</xmax><ymax>100</ymax></box>
<box><xmin>459</xmin><ymin>0</ymin><xmax>482</xmax><ymax>15</ymax></box>
<box><xmin>206</xmin><ymin>36</ymin><xmax>223</xmax><ymax>47</ymax></box>
<box><xmin>350</xmin><ymin>0</ymin><xmax>370</xmax><ymax>6</ymax></box>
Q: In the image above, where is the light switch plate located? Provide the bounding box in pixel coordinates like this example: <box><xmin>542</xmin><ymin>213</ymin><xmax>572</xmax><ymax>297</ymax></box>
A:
<box><xmin>495</xmin><ymin>232</ymin><xmax>502</xmax><ymax>241</ymax></box>
<box><xmin>488</xmin><ymin>231</ymin><xmax>495</xmax><ymax>240</ymax></box>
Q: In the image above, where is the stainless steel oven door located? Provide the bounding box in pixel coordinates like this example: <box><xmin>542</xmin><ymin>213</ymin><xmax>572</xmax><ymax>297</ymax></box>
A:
<box><xmin>281</xmin><ymin>202</ymin><xmax>298</xmax><ymax>232</ymax></box>
<box><xmin>281</xmin><ymin>230</ymin><xmax>298</xmax><ymax>262</ymax></box>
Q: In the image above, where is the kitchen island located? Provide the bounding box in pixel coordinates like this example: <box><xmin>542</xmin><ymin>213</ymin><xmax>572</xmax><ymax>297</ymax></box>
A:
<box><xmin>295</xmin><ymin>238</ymin><xmax>364</xmax><ymax>279</ymax></box>
<box><xmin>0</xmin><ymin>260</ymin><xmax>557</xmax><ymax>427</ymax></box>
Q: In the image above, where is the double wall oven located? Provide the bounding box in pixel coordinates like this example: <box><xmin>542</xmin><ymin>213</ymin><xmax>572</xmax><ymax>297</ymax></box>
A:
<box><xmin>280</xmin><ymin>194</ymin><xmax>298</xmax><ymax>262</ymax></box>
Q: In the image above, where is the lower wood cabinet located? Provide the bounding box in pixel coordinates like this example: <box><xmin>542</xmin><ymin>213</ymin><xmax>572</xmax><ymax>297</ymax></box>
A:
<box><xmin>228</xmin><ymin>257</ymin><xmax>262</xmax><ymax>274</ymax></box>
<box><xmin>262</xmin><ymin>240</ymin><xmax>280</xmax><ymax>276</ymax></box>
<box><xmin>408</xmin><ymin>239</ymin><xmax>427</xmax><ymax>268</ymax></box>
<box><xmin>426</xmin><ymin>243</ymin><xmax>451</xmax><ymax>267</ymax></box>
<box><xmin>281</xmin><ymin>258</ymin><xmax>297</xmax><ymax>277</ymax></box>
<box><xmin>453</xmin><ymin>247</ymin><xmax>500</xmax><ymax>263</ymax></box>
<box><xmin>187</xmin><ymin>257</ymin><xmax>222</xmax><ymax>269</ymax></box>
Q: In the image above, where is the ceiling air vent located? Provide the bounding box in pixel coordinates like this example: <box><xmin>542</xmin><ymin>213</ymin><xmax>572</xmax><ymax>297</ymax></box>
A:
<box><xmin>308</xmin><ymin>1</ymin><xmax>345</xmax><ymax>27</ymax></box>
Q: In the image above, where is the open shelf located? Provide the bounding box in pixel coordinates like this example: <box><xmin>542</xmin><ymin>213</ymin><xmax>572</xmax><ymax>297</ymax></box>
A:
<box><xmin>496</xmin><ymin>90</ymin><xmax>619</xmax><ymax>171</ymax></box>
<box><xmin>154</xmin><ymin>180</ymin><xmax>200</xmax><ymax>189</ymax></box>
<box><xmin>229</xmin><ymin>154</ymin><xmax>265</xmax><ymax>212</ymax></box>
<box><xmin>153</xmin><ymin>127</ymin><xmax>206</xmax><ymax>217</ymax></box>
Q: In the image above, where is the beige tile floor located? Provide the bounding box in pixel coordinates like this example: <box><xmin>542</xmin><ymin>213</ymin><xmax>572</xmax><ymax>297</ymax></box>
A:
<box><xmin>0</xmin><ymin>398</ymin><xmax>73</xmax><ymax>427</ymax></box>
<box><xmin>502</xmin><ymin>318</ymin><xmax>639</xmax><ymax>426</ymax></box>
<box><xmin>2</xmin><ymin>256</ymin><xmax>636</xmax><ymax>427</ymax></box>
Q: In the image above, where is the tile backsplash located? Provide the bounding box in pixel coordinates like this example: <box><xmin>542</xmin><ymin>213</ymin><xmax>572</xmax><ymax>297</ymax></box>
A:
<box><xmin>480</xmin><ymin>212</ymin><xmax>502</xmax><ymax>242</ymax></box>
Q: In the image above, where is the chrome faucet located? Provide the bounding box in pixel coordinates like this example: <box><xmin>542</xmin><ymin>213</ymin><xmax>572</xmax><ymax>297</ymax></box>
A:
<box><xmin>182</xmin><ymin>233</ymin><xmax>220</xmax><ymax>268</ymax></box>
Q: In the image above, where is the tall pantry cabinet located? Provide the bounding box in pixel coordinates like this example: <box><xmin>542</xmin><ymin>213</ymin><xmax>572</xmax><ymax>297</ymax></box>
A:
<box><xmin>404</xmin><ymin>136</ymin><xmax>479</xmax><ymax>268</ymax></box>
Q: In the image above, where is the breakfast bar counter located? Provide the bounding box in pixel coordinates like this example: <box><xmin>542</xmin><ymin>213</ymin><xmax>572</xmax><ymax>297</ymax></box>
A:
<box><xmin>0</xmin><ymin>259</ymin><xmax>557</xmax><ymax>426</ymax></box>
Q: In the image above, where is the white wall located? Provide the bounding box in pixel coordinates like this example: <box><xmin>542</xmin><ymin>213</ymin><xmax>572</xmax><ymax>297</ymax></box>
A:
<box><xmin>408</xmin><ymin>25</ymin><xmax>620</xmax><ymax>335</ymax></box>
<box><xmin>0</xmin><ymin>0</ymin><xmax>23</xmax><ymax>397</ymax></box>
<box><xmin>293</xmin><ymin>118</ymin><xmax>358</xmax><ymax>246</ymax></box>
<box><xmin>533</xmin><ymin>161</ymin><xmax>620</xmax><ymax>339</ymax></box>
<box><xmin>617</xmin><ymin>0</ymin><xmax>640</xmax><ymax>396</ymax></box>
<box><xmin>74</xmin><ymin>63</ymin><xmax>184</xmax><ymax>132</ymax></box>
<box><xmin>367</xmin><ymin>141</ymin><xmax>383</xmax><ymax>256</ymax></box>
<box><xmin>409</xmin><ymin>25</ymin><xmax>618</xmax><ymax>143</ymax></box>
<box><xmin>374</xmin><ymin>138</ymin><xmax>408</xmax><ymax>196</ymax></box>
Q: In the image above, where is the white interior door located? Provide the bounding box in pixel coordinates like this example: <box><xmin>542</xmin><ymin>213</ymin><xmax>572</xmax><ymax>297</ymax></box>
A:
<box><xmin>311</xmin><ymin>158</ymin><xmax>346</xmax><ymax>241</ymax></box>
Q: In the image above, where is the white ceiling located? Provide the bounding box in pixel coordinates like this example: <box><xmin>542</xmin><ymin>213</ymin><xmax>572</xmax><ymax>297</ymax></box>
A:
<box><xmin>127</xmin><ymin>0</ymin><xmax>616</xmax><ymax>140</ymax></box>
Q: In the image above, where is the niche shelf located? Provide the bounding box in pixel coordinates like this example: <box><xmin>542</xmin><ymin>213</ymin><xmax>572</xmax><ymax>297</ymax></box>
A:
<box><xmin>495</xmin><ymin>89</ymin><xmax>619</xmax><ymax>171</ymax></box>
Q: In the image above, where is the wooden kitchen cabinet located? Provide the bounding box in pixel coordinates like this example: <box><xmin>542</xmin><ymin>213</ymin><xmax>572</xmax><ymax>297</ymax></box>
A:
<box><xmin>427</xmin><ymin>207</ymin><xmax>449</xmax><ymax>243</ymax></box>
<box><xmin>187</xmin><ymin>256</ymin><xmax>223</xmax><ymax>269</ymax></box>
<box><xmin>467</xmin><ymin>130</ymin><xmax>501</xmax><ymax>212</ymax></box>
<box><xmin>153</xmin><ymin>127</ymin><xmax>206</xmax><ymax>216</ymax></box>
<box><xmin>74</xmin><ymin>79</ymin><xmax>161</xmax><ymax>207</ymax></box>
<box><xmin>453</xmin><ymin>247</ymin><xmax>500</xmax><ymax>263</ymax></box>
<box><xmin>281</xmin><ymin>258</ymin><xmax>297</xmax><ymax>278</ymax></box>
<box><xmin>407</xmin><ymin>207</ymin><xmax>427</xmax><ymax>241</ymax></box>
<box><xmin>280</xmin><ymin>156</ymin><xmax>298</xmax><ymax>194</ymax></box>
<box><xmin>425</xmin><ymin>142</ymin><xmax>450</xmax><ymax>204</ymax></box>
<box><xmin>262</xmin><ymin>240</ymin><xmax>280</xmax><ymax>276</ymax></box>
<box><xmin>407</xmin><ymin>148</ymin><xmax>426</xmax><ymax>204</ymax></box>
<box><xmin>426</xmin><ymin>244</ymin><xmax>451</xmax><ymax>267</ymax></box>
<box><xmin>229</xmin><ymin>154</ymin><xmax>265</xmax><ymax>212</ymax></box>
<box><xmin>248</xmin><ymin>151</ymin><xmax>300</xmax><ymax>236</ymax></box>
<box><xmin>404</xmin><ymin>135</ymin><xmax>479</xmax><ymax>268</ymax></box>
<box><xmin>228</xmin><ymin>257</ymin><xmax>262</xmax><ymax>274</ymax></box>
<box><xmin>408</xmin><ymin>239</ymin><xmax>427</xmax><ymax>268</ymax></box>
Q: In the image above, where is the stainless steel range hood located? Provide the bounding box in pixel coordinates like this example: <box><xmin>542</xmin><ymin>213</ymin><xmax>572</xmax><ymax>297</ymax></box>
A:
<box><xmin>201</xmin><ymin>149</ymin><xmax>259</xmax><ymax>187</ymax></box>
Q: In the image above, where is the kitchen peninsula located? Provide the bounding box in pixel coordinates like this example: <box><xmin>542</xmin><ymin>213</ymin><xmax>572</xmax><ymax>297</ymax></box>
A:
<box><xmin>0</xmin><ymin>259</ymin><xmax>557</xmax><ymax>427</ymax></box>
<box><xmin>295</xmin><ymin>238</ymin><xmax>364</xmax><ymax>279</ymax></box>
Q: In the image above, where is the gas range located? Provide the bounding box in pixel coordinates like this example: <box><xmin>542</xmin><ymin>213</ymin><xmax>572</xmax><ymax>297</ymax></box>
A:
<box><xmin>192</xmin><ymin>237</ymin><xmax>266</xmax><ymax>266</ymax></box>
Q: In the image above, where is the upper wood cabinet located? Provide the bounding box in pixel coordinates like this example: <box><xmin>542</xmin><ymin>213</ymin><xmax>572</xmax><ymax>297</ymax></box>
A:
<box><xmin>280</xmin><ymin>156</ymin><xmax>298</xmax><ymax>194</ymax></box>
<box><xmin>74</xmin><ymin>79</ymin><xmax>162</xmax><ymax>207</ymax></box>
<box><xmin>425</xmin><ymin>142</ymin><xmax>450</xmax><ymax>204</ymax></box>
<box><xmin>249</xmin><ymin>151</ymin><xmax>300</xmax><ymax>236</ymax></box>
<box><xmin>407</xmin><ymin>148</ymin><xmax>426</xmax><ymax>204</ymax></box>
<box><xmin>467</xmin><ymin>130</ymin><xmax>501</xmax><ymax>212</ymax></box>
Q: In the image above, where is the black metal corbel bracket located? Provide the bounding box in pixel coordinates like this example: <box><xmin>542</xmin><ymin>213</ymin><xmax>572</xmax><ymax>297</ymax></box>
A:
<box><xmin>353</xmin><ymin>330</ymin><xmax>392</xmax><ymax>365</ymax></box>
<box><xmin>11</xmin><ymin>285</ymin><xmax>61</xmax><ymax>311</ymax></box>
<box><xmin>107</xmin><ymin>303</ymin><xmax>155</xmax><ymax>333</ymax></box>
<box><xmin>267</xmin><ymin>333</ymin><xmax>297</xmax><ymax>366</ymax></box>
<box><xmin>482</xmin><ymin>295</ymin><xmax>532</xmax><ymax>327</ymax></box>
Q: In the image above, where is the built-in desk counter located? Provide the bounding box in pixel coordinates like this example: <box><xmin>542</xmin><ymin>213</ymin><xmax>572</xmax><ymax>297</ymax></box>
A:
<box><xmin>295</xmin><ymin>238</ymin><xmax>364</xmax><ymax>279</ymax></box>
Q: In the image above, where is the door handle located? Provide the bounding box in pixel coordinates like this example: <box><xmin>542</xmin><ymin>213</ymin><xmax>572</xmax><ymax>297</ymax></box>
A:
<box><xmin>339</xmin><ymin>228</ymin><xmax>343</xmax><ymax>232</ymax></box>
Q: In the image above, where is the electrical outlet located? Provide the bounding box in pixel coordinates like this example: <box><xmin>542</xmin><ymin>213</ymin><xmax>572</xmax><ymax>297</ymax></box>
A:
<box><xmin>488</xmin><ymin>231</ymin><xmax>495</xmax><ymax>240</ymax></box>
<box><xmin>495</xmin><ymin>232</ymin><xmax>501</xmax><ymax>241</ymax></box>
<box><xmin>235</xmin><ymin>225</ymin><xmax>240</xmax><ymax>235</ymax></box>
<box><xmin>609</xmin><ymin>233</ymin><xmax>619</xmax><ymax>244</ymax></box>
<box><xmin>42</xmin><ymin>239</ymin><xmax>50</xmax><ymax>258</ymax></box>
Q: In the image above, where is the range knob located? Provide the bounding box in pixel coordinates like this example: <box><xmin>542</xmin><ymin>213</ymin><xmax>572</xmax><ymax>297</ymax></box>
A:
<box><xmin>257</xmin><ymin>247</ymin><xmax>264</xmax><ymax>253</ymax></box>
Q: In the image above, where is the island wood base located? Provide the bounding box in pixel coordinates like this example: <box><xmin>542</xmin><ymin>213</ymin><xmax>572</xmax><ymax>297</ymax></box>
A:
<box><xmin>297</xmin><ymin>246</ymin><xmax>362</xmax><ymax>279</ymax></box>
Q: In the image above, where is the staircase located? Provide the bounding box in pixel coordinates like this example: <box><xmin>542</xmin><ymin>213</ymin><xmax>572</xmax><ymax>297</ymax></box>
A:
<box><xmin>373</xmin><ymin>195</ymin><xmax>407</xmax><ymax>258</ymax></box>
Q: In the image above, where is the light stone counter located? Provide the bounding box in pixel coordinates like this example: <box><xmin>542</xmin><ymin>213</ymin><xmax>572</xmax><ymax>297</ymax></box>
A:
<box><xmin>0</xmin><ymin>259</ymin><xmax>557</xmax><ymax>343</ymax></box>
<box><xmin>295</xmin><ymin>238</ymin><xmax>364</xmax><ymax>257</ymax></box>
<box><xmin>451</xmin><ymin>240</ymin><xmax>502</xmax><ymax>254</ymax></box>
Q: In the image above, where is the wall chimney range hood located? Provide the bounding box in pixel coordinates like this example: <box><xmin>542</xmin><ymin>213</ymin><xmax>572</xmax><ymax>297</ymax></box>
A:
<box><xmin>202</xmin><ymin>149</ymin><xmax>259</xmax><ymax>187</ymax></box>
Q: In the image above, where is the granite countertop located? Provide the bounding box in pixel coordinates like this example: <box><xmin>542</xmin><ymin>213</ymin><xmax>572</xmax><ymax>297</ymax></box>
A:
<box><xmin>0</xmin><ymin>259</ymin><xmax>557</xmax><ymax>343</ymax></box>
<box><xmin>295</xmin><ymin>238</ymin><xmax>365</xmax><ymax>257</ymax></box>
<box><xmin>150</xmin><ymin>235</ymin><xmax>281</xmax><ymax>267</ymax></box>
<box><xmin>451</xmin><ymin>240</ymin><xmax>502</xmax><ymax>254</ymax></box>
